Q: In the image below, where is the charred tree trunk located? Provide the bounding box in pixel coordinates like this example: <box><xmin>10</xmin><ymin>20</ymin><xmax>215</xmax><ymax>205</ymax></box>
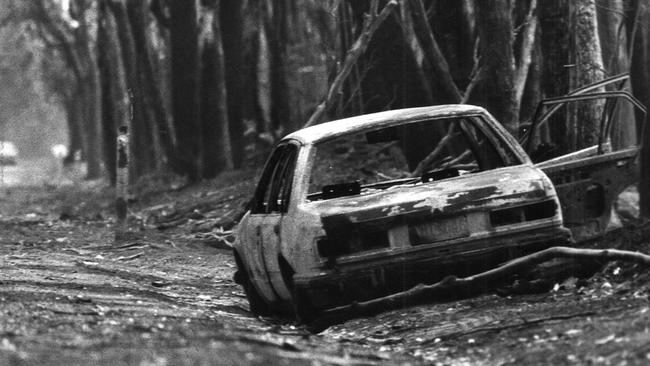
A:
<box><xmin>338</xmin><ymin>1</ymin><xmax>364</xmax><ymax>116</ymax></box>
<box><xmin>200</xmin><ymin>0</ymin><xmax>233</xmax><ymax>177</ymax></box>
<box><xmin>520</xmin><ymin>36</ymin><xmax>543</xmax><ymax>123</ymax></box>
<box><xmin>170</xmin><ymin>0</ymin><xmax>202</xmax><ymax>182</ymax></box>
<box><xmin>110</xmin><ymin>0</ymin><xmax>156</xmax><ymax>180</ymax></box>
<box><xmin>408</xmin><ymin>0</ymin><xmax>462</xmax><ymax>103</ymax></box>
<box><xmin>63</xmin><ymin>94</ymin><xmax>84</xmax><ymax>165</ymax></box>
<box><xmin>99</xmin><ymin>0</ymin><xmax>132</xmax><ymax>185</ymax></box>
<box><xmin>539</xmin><ymin>0</ymin><xmax>571</xmax><ymax>152</ymax></box>
<box><xmin>597</xmin><ymin>0</ymin><xmax>626</xmax><ymax>73</ymax></box>
<box><xmin>429</xmin><ymin>0</ymin><xmax>476</xmax><ymax>93</ymax></box>
<box><xmin>570</xmin><ymin>0</ymin><xmax>606</xmax><ymax>150</ymax></box>
<box><xmin>627</xmin><ymin>0</ymin><xmax>650</xmax><ymax>218</ymax></box>
<box><xmin>266</xmin><ymin>0</ymin><xmax>293</xmax><ymax>134</ymax></box>
<box><xmin>127</xmin><ymin>0</ymin><xmax>178</xmax><ymax>172</ymax></box>
<box><xmin>241</xmin><ymin>3</ymin><xmax>265</xmax><ymax>128</ymax></box>
<box><xmin>220</xmin><ymin>0</ymin><xmax>245</xmax><ymax>169</ymax></box>
<box><xmin>74</xmin><ymin>2</ymin><xmax>104</xmax><ymax>179</ymax></box>
<box><xmin>597</xmin><ymin>0</ymin><xmax>636</xmax><ymax>149</ymax></box>
<box><xmin>97</xmin><ymin>1</ymin><xmax>117</xmax><ymax>185</ymax></box>
<box><xmin>473</xmin><ymin>0</ymin><xmax>518</xmax><ymax>133</ymax></box>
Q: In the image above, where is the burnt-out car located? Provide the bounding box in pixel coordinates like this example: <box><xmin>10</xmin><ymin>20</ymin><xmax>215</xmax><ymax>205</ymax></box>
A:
<box><xmin>233</xmin><ymin>105</ymin><xmax>572</xmax><ymax>319</ymax></box>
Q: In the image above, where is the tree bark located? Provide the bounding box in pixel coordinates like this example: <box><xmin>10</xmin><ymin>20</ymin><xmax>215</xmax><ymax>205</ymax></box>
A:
<box><xmin>127</xmin><ymin>0</ymin><xmax>178</xmax><ymax>172</ymax></box>
<box><xmin>539</xmin><ymin>0</ymin><xmax>571</xmax><ymax>152</ymax></box>
<box><xmin>408</xmin><ymin>0</ymin><xmax>462</xmax><ymax>103</ymax></box>
<box><xmin>110</xmin><ymin>0</ymin><xmax>156</xmax><ymax>180</ymax></box>
<box><xmin>513</xmin><ymin>0</ymin><xmax>538</xmax><ymax>107</ymax></box>
<box><xmin>627</xmin><ymin>0</ymin><xmax>650</xmax><ymax>218</ymax></box>
<box><xmin>474</xmin><ymin>0</ymin><xmax>518</xmax><ymax>133</ymax></box>
<box><xmin>200</xmin><ymin>0</ymin><xmax>233</xmax><ymax>177</ymax></box>
<box><xmin>266</xmin><ymin>0</ymin><xmax>293</xmax><ymax>134</ymax></box>
<box><xmin>570</xmin><ymin>0</ymin><xmax>606</xmax><ymax>150</ymax></box>
<box><xmin>597</xmin><ymin>0</ymin><xmax>636</xmax><ymax>150</ymax></box>
<box><xmin>97</xmin><ymin>1</ymin><xmax>117</xmax><ymax>185</ymax></box>
<box><xmin>240</xmin><ymin>3</ymin><xmax>265</xmax><ymax>129</ymax></box>
<box><xmin>170</xmin><ymin>0</ymin><xmax>202</xmax><ymax>182</ymax></box>
<box><xmin>425</xmin><ymin>0</ymin><xmax>476</xmax><ymax>93</ymax></box>
<box><xmin>220</xmin><ymin>0</ymin><xmax>245</xmax><ymax>169</ymax></box>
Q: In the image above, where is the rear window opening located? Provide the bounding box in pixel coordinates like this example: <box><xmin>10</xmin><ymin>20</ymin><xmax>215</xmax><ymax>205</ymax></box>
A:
<box><xmin>307</xmin><ymin>116</ymin><xmax>520</xmax><ymax>201</ymax></box>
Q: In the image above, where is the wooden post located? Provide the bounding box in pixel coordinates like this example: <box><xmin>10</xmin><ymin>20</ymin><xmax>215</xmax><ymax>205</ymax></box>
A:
<box><xmin>115</xmin><ymin>124</ymin><xmax>129</xmax><ymax>238</ymax></box>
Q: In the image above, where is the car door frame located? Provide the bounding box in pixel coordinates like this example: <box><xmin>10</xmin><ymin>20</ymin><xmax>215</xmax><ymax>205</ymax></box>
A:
<box><xmin>523</xmin><ymin>88</ymin><xmax>646</xmax><ymax>241</ymax></box>
<box><xmin>244</xmin><ymin>140</ymin><xmax>300</xmax><ymax>308</ymax></box>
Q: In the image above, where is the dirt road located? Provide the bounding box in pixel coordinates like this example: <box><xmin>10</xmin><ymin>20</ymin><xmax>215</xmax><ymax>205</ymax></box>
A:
<box><xmin>2</xmin><ymin>181</ymin><xmax>650</xmax><ymax>365</ymax></box>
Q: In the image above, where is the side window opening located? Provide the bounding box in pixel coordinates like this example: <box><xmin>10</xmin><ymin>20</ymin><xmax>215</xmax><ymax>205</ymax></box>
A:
<box><xmin>268</xmin><ymin>145</ymin><xmax>297</xmax><ymax>213</ymax></box>
<box><xmin>252</xmin><ymin>146</ymin><xmax>284</xmax><ymax>214</ymax></box>
<box><xmin>251</xmin><ymin>144</ymin><xmax>298</xmax><ymax>214</ymax></box>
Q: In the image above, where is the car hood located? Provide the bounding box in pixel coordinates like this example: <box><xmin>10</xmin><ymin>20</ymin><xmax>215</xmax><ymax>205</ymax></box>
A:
<box><xmin>305</xmin><ymin>165</ymin><xmax>552</xmax><ymax>234</ymax></box>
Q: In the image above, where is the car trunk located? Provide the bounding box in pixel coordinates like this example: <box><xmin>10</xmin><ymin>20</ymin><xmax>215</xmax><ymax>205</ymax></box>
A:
<box><xmin>308</xmin><ymin>165</ymin><xmax>556</xmax><ymax>258</ymax></box>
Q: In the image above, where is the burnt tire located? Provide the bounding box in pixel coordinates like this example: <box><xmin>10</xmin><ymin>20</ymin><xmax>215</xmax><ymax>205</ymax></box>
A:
<box><xmin>233</xmin><ymin>251</ymin><xmax>272</xmax><ymax>316</ymax></box>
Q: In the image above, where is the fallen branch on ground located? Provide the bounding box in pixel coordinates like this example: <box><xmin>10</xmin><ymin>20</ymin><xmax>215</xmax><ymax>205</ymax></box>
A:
<box><xmin>198</xmin><ymin>229</ymin><xmax>235</xmax><ymax>249</ymax></box>
<box><xmin>307</xmin><ymin>246</ymin><xmax>650</xmax><ymax>332</ymax></box>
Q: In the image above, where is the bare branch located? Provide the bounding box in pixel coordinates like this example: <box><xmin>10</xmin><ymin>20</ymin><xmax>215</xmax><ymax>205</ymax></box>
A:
<box><xmin>461</xmin><ymin>36</ymin><xmax>483</xmax><ymax>104</ymax></box>
<box><xmin>308</xmin><ymin>246</ymin><xmax>650</xmax><ymax>331</ymax></box>
<box><xmin>369</xmin><ymin>0</ymin><xmax>379</xmax><ymax>16</ymax></box>
<box><xmin>303</xmin><ymin>0</ymin><xmax>398</xmax><ymax>128</ymax></box>
<box><xmin>410</xmin><ymin>123</ymin><xmax>458</xmax><ymax>177</ymax></box>
<box><xmin>408</xmin><ymin>0</ymin><xmax>462</xmax><ymax>102</ymax></box>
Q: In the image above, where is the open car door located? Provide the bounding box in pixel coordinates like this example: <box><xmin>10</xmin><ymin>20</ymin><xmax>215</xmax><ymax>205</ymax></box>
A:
<box><xmin>522</xmin><ymin>75</ymin><xmax>646</xmax><ymax>241</ymax></box>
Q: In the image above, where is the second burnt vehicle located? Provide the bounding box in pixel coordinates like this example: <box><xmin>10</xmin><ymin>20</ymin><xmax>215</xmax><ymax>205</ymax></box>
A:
<box><xmin>233</xmin><ymin>76</ymin><xmax>645</xmax><ymax>320</ymax></box>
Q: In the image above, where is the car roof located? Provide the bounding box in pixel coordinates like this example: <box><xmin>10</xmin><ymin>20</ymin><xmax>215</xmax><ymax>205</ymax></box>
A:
<box><xmin>283</xmin><ymin>105</ymin><xmax>487</xmax><ymax>144</ymax></box>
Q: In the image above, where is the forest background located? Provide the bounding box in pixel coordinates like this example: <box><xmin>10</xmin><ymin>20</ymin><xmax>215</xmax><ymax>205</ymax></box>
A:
<box><xmin>0</xmin><ymin>0</ymin><xmax>649</xmax><ymax>216</ymax></box>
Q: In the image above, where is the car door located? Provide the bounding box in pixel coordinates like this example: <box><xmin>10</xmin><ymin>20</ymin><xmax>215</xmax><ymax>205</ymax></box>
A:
<box><xmin>524</xmin><ymin>91</ymin><xmax>646</xmax><ymax>241</ymax></box>
<box><xmin>241</xmin><ymin>145</ymin><xmax>286</xmax><ymax>304</ymax></box>
<box><xmin>247</xmin><ymin>142</ymin><xmax>298</xmax><ymax>304</ymax></box>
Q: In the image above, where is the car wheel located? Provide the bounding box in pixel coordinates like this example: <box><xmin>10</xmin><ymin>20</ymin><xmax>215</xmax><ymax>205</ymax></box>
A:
<box><xmin>233</xmin><ymin>250</ymin><xmax>272</xmax><ymax>316</ymax></box>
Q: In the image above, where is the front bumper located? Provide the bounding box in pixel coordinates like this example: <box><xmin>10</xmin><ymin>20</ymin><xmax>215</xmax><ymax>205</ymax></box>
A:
<box><xmin>293</xmin><ymin>225</ymin><xmax>572</xmax><ymax>312</ymax></box>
